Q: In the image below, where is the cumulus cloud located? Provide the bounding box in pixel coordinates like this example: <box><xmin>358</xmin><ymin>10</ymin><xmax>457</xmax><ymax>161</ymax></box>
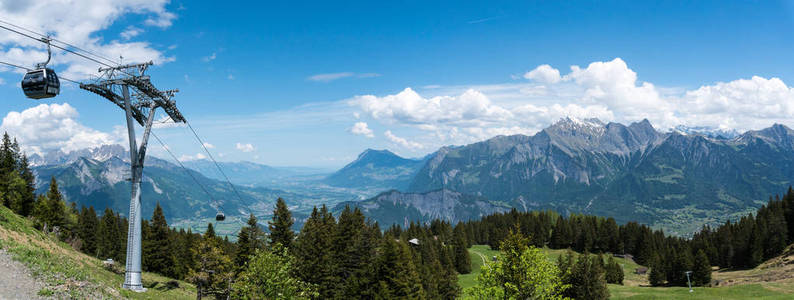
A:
<box><xmin>350</xmin><ymin>122</ymin><xmax>374</xmax><ymax>138</ymax></box>
<box><xmin>235</xmin><ymin>142</ymin><xmax>255</xmax><ymax>152</ymax></box>
<box><xmin>524</xmin><ymin>64</ymin><xmax>561</xmax><ymax>83</ymax></box>
<box><xmin>354</xmin><ymin>88</ymin><xmax>513</xmax><ymax>128</ymax></box>
<box><xmin>353</xmin><ymin>58</ymin><xmax>794</xmax><ymax>149</ymax></box>
<box><xmin>384</xmin><ymin>130</ymin><xmax>423</xmax><ymax>150</ymax></box>
<box><xmin>202</xmin><ymin>142</ymin><xmax>215</xmax><ymax>149</ymax></box>
<box><xmin>0</xmin><ymin>0</ymin><xmax>176</xmax><ymax>80</ymax></box>
<box><xmin>0</xmin><ymin>103</ymin><xmax>123</xmax><ymax>155</ymax></box>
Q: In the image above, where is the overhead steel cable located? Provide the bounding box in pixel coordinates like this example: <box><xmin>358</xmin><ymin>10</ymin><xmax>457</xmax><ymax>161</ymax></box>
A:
<box><xmin>185</xmin><ymin>121</ymin><xmax>256</xmax><ymax>217</ymax></box>
<box><xmin>151</xmin><ymin>131</ymin><xmax>219</xmax><ymax>206</ymax></box>
<box><xmin>0</xmin><ymin>22</ymin><xmax>136</xmax><ymax>78</ymax></box>
<box><xmin>0</xmin><ymin>19</ymin><xmax>119</xmax><ymax>66</ymax></box>
<box><xmin>0</xmin><ymin>60</ymin><xmax>81</xmax><ymax>84</ymax></box>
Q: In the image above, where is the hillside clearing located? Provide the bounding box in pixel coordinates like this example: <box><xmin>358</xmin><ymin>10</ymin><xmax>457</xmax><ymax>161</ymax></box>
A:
<box><xmin>0</xmin><ymin>205</ymin><xmax>196</xmax><ymax>299</ymax></box>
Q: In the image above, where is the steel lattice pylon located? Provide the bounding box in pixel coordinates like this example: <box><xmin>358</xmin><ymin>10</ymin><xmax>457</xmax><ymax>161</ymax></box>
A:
<box><xmin>80</xmin><ymin>62</ymin><xmax>185</xmax><ymax>292</ymax></box>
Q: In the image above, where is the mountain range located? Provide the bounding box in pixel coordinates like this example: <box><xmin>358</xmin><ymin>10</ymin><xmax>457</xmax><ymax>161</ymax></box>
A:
<box><xmin>30</xmin><ymin>145</ymin><xmax>307</xmax><ymax>224</ymax></box>
<box><xmin>28</xmin><ymin>118</ymin><xmax>794</xmax><ymax>235</ymax></box>
<box><xmin>391</xmin><ymin>118</ymin><xmax>794</xmax><ymax>234</ymax></box>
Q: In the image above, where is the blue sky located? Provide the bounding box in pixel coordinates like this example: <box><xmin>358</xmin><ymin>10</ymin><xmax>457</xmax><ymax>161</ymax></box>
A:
<box><xmin>0</xmin><ymin>1</ymin><xmax>793</xmax><ymax>167</ymax></box>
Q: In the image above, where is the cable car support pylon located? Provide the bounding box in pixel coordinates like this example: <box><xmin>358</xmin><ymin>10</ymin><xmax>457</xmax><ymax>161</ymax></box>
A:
<box><xmin>80</xmin><ymin>61</ymin><xmax>185</xmax><ymax>292</ymax></box>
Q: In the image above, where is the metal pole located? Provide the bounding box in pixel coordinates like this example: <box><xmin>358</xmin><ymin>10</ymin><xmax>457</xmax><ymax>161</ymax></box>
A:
<box><xmin>122</xmin><ymin>84</ymin><xmax>145</xmax><ymax>292</ymax></box>
<box><xmin>685</xmin><ymin>271</ymin><xmax>693</xmax><ymax>293</ymax></box>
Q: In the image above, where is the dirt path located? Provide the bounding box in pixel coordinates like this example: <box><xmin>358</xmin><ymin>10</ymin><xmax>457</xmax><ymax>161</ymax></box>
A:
<box><xmin>472</xmin><ymin>250</ymin><xmax>488</xmax><ymax>266</ymax></box>
<box><xmin>0</xmin><ymin>249</ymin><xmax>47</xmax><ymax>300</ymax></box>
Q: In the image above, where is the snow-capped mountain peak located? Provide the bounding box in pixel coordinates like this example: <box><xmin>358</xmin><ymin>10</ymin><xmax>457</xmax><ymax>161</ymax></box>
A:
<box><xmin>672</xmin><ymin>125</ymin><xmax>739</xmax><ymax>140</ymax></box>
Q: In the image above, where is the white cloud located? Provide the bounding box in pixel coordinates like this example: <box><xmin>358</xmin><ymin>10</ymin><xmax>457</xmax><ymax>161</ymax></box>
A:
<box><xmin>227</xmin><ymin>74</ymin><xmax>234</xmax><ymax>80</ymax></box>
<box><xmin>353</xmin><ymin>58</ymin><xmax>794</xmax><ymax>149</ymax></box>
<box><xmin>0</xmin><ymin>0</ymin><xmax>176</xmax><ymax>80</ymax></box>
<box><xmin>202</xmin><ymin>52</ymin><xmax>217</xmax><ymax>62</ymax></box>
<box><xmin>178</xmin><ymin>153</ymin><xmax>206</xmax><ymax>161</ymax></box>
<box><xmin>152</xmin><ymin>115</ymin><xmax>186</xmax><ymax>129</ymax></box>
<box><xmin>120</xmin><ymin>26</ymin><xmax>143</xmax><ymax>40</ymax></box>
<box><xmin>0</xmin><ymin>103</ymin><xmax>123</xmax><ymax>155</ymax></box>
<box><xmin>349</xmin><ymin>122</ymin><xmax>374</xmax><ymax>138</ymax></box>
<box><xmin>203</xmin><ymin>142</ymin><xmax>215</xmax><ymax>149</ymax></box>
<box><xmin>144</xmin><ymin>11</ymin><xmax>176</xmax><ymax>28</ymax></box>
<box><xmin>308</xmin><ymin>72</ymin><xmax>353</xmax><ymax>82</ymax></box>
<box><xmin>384</xmin><ymin>130</ymin><xmax>423</xmax><ymax>150</ymax></box>
<box><xmin>524</xmin><ymin>64</ymin><xmax>561</xmax><ymax>83</ymax></box>
<box><xmin>354</xmin><ymin>88</ymin><xmax>513</xmax><ymax>128</ymax></box>
<box><xmin>307</xmin><ymin>72</ymin><xmax>380</xmax><ymax>82</ymax></box>
<box><xmin>236</xmin><ymin>142</ymin><xmax>255</xmax><ymax>152</ymax></box>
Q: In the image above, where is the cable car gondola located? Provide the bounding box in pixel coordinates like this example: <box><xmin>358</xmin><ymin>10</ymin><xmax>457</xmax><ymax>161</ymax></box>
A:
<box><xmin>21</xmin><ymin>38</ymin><xmax>59</xmax><ymax>99</ymax></box>
<box><xmin>215</xmin><ymin>211</ymin><xmax>225</xmax><ymax>221</ymax></box>
<box><xmin>22</xmin><ymin>68</ymin><xmax>60</xmax><ymax>99</ymax></box>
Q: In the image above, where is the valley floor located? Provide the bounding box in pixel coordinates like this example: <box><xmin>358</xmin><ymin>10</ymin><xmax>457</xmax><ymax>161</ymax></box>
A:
<box><xmin>459</xmin><ymin>245</ymin><xmax>794</xmax><ymax>299</ymax></box>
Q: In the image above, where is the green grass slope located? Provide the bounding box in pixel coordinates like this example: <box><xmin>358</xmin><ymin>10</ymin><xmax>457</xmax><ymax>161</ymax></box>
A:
<box><xmin>459</xmin><ymin>245</ymin><xmax>794</xmax><ymax>299</ymax></box>
<box><xmin>0</xmin><ymin>205</ymin><xmax>196</xmax><ymax>299</ymax></box>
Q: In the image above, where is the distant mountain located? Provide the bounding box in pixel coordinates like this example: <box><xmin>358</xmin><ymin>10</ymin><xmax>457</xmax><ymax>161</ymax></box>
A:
<box><xmin>672</xmin><ymin>125</ymin><xmax>740</xmax><ymax>140</ymax></box>
<box><xmin>29</xmin><ymin>144</ymin><xmax>128</xmax><ymax>166</ymax></box>
<box><xmin>323</xmin><ymin>149</ymin><xmax>426</xmax><ymax>190</ymax></box>
<box><xmin>335</xmin><ymin>189</ymin><xmax>510</xmax><ymax>228</ymax></box>
<box><xmin>401</xmin><ymin>118</ymin><xmax>794</xmax><ymax>234</ymax></box>
<box><xmin>31</xmin><ymin>146</ymin><xmax>307</xmax><ymax>222</ymax></box>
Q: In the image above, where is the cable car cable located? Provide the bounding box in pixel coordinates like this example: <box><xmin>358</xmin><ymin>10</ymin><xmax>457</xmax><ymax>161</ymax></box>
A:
<box><xmin>0</xmin><ymin>60</ymin><xmax>80</xmax><ymax>84</ymax></box>
<box><xmin>0</xmin><ymin>23</ymin><xmax>136</xmax><ymax>78</ymax></box>
<box><xmin>151</xmin><ymin>131</ymin><xmax>221</xmax><ymax>208</ymax></box>
<box><xmin>185</xmin><ymin>122</ymin><xmax>251</xmax><ymax>210</ymax></box>
<box><xmin>0</xmin><ymin>19</ymin><xmax>119</xmax><ymax>66</ymax></box>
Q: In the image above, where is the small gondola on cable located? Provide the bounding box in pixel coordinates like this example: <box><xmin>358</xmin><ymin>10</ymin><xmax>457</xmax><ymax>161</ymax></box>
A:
<box><xmin>21</xmin><ymin>38</ymin><xmax>59</xmax><ymax>99</ymax></box>
<box><xmin>215</xmin><ymin>211</ymin><xmax>225</xmax><ymax>221</ymax></box>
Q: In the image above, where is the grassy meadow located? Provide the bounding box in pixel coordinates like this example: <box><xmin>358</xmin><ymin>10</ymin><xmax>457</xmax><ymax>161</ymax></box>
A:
<box><xmin>459</xmin><ymin>245</ymin><xmax>794</xmax><ymax>299</ymax></box>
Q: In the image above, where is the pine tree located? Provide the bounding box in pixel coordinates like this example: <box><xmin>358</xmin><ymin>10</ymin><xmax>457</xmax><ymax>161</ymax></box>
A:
<box><xmin>142</xmin><ymin>203</ymin><xmax>176</xmax><ymax>277</ymax></box>
<box><xmin>330</xmin><ymin>206</ymin><xmax>378</xmax><ymax>298</ymax></box>
<box><xmin>452</xmin><ymin>223</ymin><xmax>472</xmax><ymax>274</ymax></box>
<box><xmin>97</xmin><ymin>208</ymin><xmax>122</xmax><ymax>261</ymax></box>
<box><xmin>235</xmin><ymin>213</ymin><xmax>265</xmax><ymax>273</ymax></box>
<box><xmin>569</xmin><ymin>252</ymin><xmax>609</xmax><ymax>299</ymax></box>
<box><xmin>376</xmin><ymin>237</ymin><xmax>425</xmax><ymax>298</ymax></box>
<box><xmin>293</xmin><ymin>206</ymin><xmax>337</xmax><ymax>298</ymax></box>
<box><xmin>78</xmin><ymin>206</ymin><xmax>99</xmax><ymax>256</ymax></box>
<box><xmin>550</xmin><ymin>216</ymin><xmax>571</xmax><ymax>249</ymax></box>
<box><xmin>205</xmin><ymin>222</ymin><xmax>216</xmax><ymax>239</ymax></box>
<box><xmin>40</xmin><ymin>177</ymin><xmax>67</xmax><ymax>231</ymax></box>
<box><xmin>17</xmin><ymin>154</ymin><xmax>36</xmax><ymax>217</ymax></box>
<box><xmin>605</xmin><ymin>256</ymin><xmax>624</xmax><ymax>285</ymax></box>
<box><xmin>649</xmin><ymin>255</ymin><xmax>666</xmax><ymax>286</ymax></box>
<box><xmin>0</xmin><ymin>133</ymin><xmax>15</xmax><ymax>203</ymax></box>
<box><xmin>268</xmin><ymin>197</ymin><xmax>294</xmax><ymax>248</ymax></box>
<box><xmin>693</xmin><ymin>249</ymin><xmax>712</xmax><ymax>286</ymax></box>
